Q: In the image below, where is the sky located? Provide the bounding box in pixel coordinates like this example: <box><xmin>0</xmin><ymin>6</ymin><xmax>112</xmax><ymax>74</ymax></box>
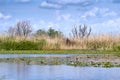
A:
<box><xmin>0</xmin><ymin>0</ymin><xmax>120</xmax><ymax>36</ymax></box>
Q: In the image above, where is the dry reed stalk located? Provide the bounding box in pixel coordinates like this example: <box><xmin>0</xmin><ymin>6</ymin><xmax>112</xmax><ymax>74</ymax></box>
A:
<box><xmin>0</xmin><ymin>33</ymin><xmax>119</xmax><ymax>50</ymax></box>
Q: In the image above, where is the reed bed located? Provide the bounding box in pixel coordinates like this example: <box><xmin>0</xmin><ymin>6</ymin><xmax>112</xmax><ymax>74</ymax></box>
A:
<box><xmin>0</xmin><ymin>34</ymin><xmax>120</xmax><ymax>51</ymax></box>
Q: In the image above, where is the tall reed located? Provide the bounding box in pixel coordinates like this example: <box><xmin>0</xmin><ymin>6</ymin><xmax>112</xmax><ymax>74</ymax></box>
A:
<box><xmin>0</xmin><ymin>34</ymin><xmax>119</xmax><ymax>51</ymax></box>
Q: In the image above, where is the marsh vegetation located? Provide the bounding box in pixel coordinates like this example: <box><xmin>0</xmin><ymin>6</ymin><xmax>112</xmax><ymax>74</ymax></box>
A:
<box><xmin>0</xmin><ymin>20</ymin><xmax>119</xmax><ymax>52</ymax></box>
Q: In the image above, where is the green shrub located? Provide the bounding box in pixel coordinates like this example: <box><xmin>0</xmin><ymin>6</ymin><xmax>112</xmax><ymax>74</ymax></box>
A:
<box><xmin>102</xmin><ymin>62</ymin><xmax>113</xmax><ymax>68</ymax></box>
<box><xmin>113</xmin><ymin>45</ymin><xmax>120</xmax><ymax>51</ymax></box>
<box><xmin>17</xmin><ymin>41</ymin><xmax>38</xmax><ymax>50</ymax></box>
<box><xmin>1</xmin><ymin>40</ymin><xmax>17</xmax><ymax>50</ymax></box>
<box><xmin>0</xmin><ymin>40</ymin><xmax>38</xmax><ymax>50</ymax></box>
<box><xmin>0</xmin><ymin>39</ymin><xmax>47</xmax><ymax>50</ymax></box>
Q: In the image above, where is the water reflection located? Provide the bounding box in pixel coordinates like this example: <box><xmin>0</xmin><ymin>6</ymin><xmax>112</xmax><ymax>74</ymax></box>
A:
<box><xmin>16</xmin><ymin>63</ymin><xmax>28</xmax><ymax>80</ymax></box>
<box><xmin>0</xmin><ymin>62</ymin><xmax>120</xmax><ymax>80</ymax></box>
<box><xmin>0</xmin><ymin>54</ymin><xmax>77</xmax><ymax>58</ymax></box>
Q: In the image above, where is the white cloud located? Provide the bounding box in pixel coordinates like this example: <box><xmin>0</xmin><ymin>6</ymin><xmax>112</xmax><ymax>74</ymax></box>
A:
<box><xmin>81</xmin><ymin>7</ymin><xmax>117</xmax><ymax>20</ymax></box>
<box><xmin>33</xmin><ymin>20</ymin><xmax>60</xmax><ymax>31</ymax></box>
<box><xmin>57</xmin><ymin>14</ymin><xmax>72</xmax><ymax>21</ymax></box>
<box><xmin>0</xmin><ymin>13</ymin><xmax>11</xmax><ymax>20</ymax></box>
<box><xmin>62</xmin><ymin>14</ymin><xmax>72</xmax><ymax>21</ymax></box>
<box><xmin>0</xmin><ymin>20</ymin><xmax>13</xmax><ymax>33</ymax></box>
<box><xmin>40</xmin><ymin>1</ymin><xmax>63</xmax><ymax>9</ymax></box>
<box><xmin>47</xmin><ymin>22</ymin><xmax>60</xmax><ymax>30</ymax></box>
<box><xmin>39</xmin><ymin>20</ymin><xmax>45</xmax><ymax>25</ymax></box>
<box><xmin>40</xmin><ymin>0</ymin><xmax>95</xmax><ymax>9</ymax></box>
<box><xmin>94</xmin><ymin>18</ymin><xmax>120</xmax><ymax>27</ymax></box>
<box><xmin>91</xmin><ymin>18</ymin><xmax>120</xmax><ymax>33</ymax></box>
<box><xmin>103</xmin><ymin>11</ymin><xmax>117</xmax><ymax>17</ymax></box>
<box><xmin>51</xmin><ymin>0</ymin><xmax>93</xmax><ymax>5</ymax></box>
<box><xmin>82</xmin><ymin>7</ymin><xmax>98</xmax><ymax>18</ymax></box>
<box><xmin>15</xmin><ymin>0</ymin><xmax>31</xmax><ymax>3</ymax></box>
<box><xmin>0</xmin><ymin>14</ymin><xmax>13</xmax><ymax>33</ymax></box>
<box><xmin>56</xmin><ymin>11</ymin><xmax>75</xmax><ymax>22</ymax></box>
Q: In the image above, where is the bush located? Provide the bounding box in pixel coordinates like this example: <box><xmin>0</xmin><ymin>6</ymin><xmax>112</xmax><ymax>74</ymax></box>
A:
<box><xmin>0</xmin><ymin>40</ymin><xmax>38</xmax><ymax>50</ymax></box>
<box><xmin>1</xmin><ymin>40</ymin><xmax>17</xmax><ymax>50</ymax></box>
<box><xmin>113</xmin><ymin>45</ymin><xmax>120</xmax><ymax>51</ymax></box>
<box><xmin>0</xmin><ymin>38</ymin><xmax>47</xmax><ymax>50</ymax></box>
<box><xmin>102</xmin><ymin>62</ymin><xmax>113</xmax><ymax>68</ymax></box>
<box><xmin>16</xmin><ymin>41</ymin><xmax>38</xmax><ymax>50</ymax></box>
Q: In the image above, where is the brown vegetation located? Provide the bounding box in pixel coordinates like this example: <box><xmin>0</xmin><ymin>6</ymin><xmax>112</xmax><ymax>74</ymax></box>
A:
<box><xmin>0</xmin><ymin>20</ymin><xmax>119</xmax><ymax>51</ymax></box>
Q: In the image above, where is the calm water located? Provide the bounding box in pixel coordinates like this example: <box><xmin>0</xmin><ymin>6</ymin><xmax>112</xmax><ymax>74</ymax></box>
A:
<box><xmin>0</xmin><ymin>54</ymin><xmax>78</xmax><ymax>58</ymax></box>
<box><xmin>0</xmin><ymin>62</ymin><xmax>120</xmax><ymax>80</ymax></box>
<box><xmin>0</xmin><ymin>54</ymin><xmax>120</xmax><ymax>80</ymax></box>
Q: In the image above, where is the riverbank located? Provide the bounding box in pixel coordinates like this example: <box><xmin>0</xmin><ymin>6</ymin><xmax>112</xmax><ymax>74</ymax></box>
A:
<box><xmin>0</xmin><ymin>50</ymin><xmax>118</xmax><ymax>53</ymax></box>
<box><xmin>0</xmin><ymin>50</ymin><xmax>120</xmax><ymax>55</ymax></box>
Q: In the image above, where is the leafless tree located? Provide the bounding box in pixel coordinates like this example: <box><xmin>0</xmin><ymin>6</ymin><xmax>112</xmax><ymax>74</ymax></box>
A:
<box><xmin>15</xmin><ymin>20</ymin><xmax>32</xmax><ymax>38</ymax></box>
<box><xmin>7</xmin><ymin>26</ymin><xmax>16</xmax><ymax>38</ymax></box>
<box><xmin>71</xmin><ymin>24</ymin><xmax>91</xmax><ymax>39</ymax></box>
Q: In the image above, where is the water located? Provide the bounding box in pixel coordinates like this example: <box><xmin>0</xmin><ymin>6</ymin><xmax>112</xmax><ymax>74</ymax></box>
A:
<box><xmin>0</xmin><ymin>54</ymin><xmax>120</xmax><ymax>80</ymax></box>
<box><xmin>0</xmin><ymin>54</ymin><xmax>78</xmax><ymax>58</ymax></box>
<box><xmin>0</xmin><ymin>62</ymin><xmax>120</xmax><ymax>80</ymax></box>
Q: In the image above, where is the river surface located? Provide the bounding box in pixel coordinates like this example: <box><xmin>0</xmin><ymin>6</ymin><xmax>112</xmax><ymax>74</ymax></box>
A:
<box><xmin>0</xmin><ymin>54</ymin><xmax>78</xmax><ymax>58</ymax></box>
<box><xmin>0</xmin><ymin>54</ymin><xmax>120</xmax><ymax>80</ymax></box>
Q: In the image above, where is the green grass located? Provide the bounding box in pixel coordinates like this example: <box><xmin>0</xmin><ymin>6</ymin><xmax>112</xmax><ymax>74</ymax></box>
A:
<box><xmin>0</xmin><ymin>50</ymin><xmax>120</xmax><ymax>55</ymax></box>
<box><xmin>0</xmin><ymin>39</ymin><xmax>47</xmax><ymax>50</ymax></box>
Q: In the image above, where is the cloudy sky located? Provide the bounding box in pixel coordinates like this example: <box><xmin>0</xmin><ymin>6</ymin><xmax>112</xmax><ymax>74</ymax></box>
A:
<box><xmin>0</xmin><ymin>0</ymin><xmax>120</xmax><ymax>35</ymax></box>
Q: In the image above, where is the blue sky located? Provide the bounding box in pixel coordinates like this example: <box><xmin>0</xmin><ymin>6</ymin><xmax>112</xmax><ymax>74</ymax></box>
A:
<box><xmin>0</xmin><ymin>0</ymin><xmax>120</xmax><ymax>35</ymax></box>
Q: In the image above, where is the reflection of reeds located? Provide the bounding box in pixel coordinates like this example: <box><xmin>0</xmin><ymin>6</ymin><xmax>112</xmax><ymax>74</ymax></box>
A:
<box><xmin>0</xmin><ymin>34</ymin><xmax>120</xmax><ymax>50</ymax></box>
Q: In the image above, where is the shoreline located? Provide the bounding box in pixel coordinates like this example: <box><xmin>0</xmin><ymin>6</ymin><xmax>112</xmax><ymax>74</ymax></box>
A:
<box><xmin>0</xmin><ymin>50</ymin><xmax>119</xmax><ymax>54</ymax></box>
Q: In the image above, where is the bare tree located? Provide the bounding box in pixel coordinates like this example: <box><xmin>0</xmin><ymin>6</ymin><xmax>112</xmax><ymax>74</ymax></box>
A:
<box><xmin>7</xmin><ymin>27</ymin><xmax>16</xmax><ymax>38</ymax></box>
<box><xmin>15</xmin><ymin>20</ymin><xmax>32</xmax><ymax>38</ymax></box>
<box><xmin>71</xmin><ymin>24</ymin><xmax>91</xmax><ymax>39</ymax></box>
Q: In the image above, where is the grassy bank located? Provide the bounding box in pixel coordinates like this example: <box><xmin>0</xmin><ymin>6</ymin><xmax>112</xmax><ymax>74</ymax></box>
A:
<box><xmin>0</xmin><ymin>50</ymin><xmax>120</xmax><ymax>54</ymax></box>
<box><xmin>0</xmin><ymin>34</ymin><xmax>120</xmax><ymax>54</ymax></box>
